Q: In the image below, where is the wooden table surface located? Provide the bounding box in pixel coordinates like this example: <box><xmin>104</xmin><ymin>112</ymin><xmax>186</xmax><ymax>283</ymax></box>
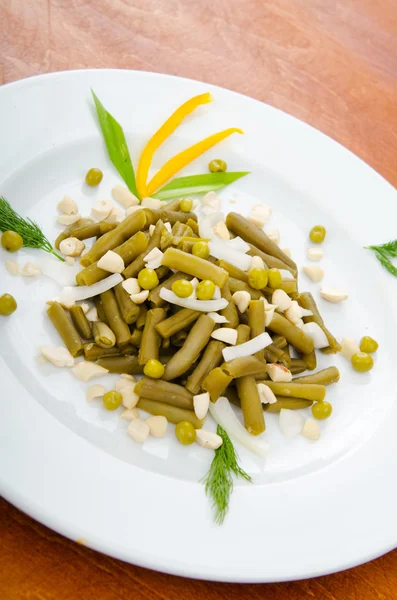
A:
<box><xmin>1</xmin><ymin>0</ymin><xmax>396</xmax><ymax>597</ymax></box>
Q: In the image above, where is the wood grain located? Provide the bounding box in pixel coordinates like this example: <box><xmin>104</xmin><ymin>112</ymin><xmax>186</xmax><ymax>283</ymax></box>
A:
<box><xmin>0</xmin><ymin>0</ymin><xmax>396</xmax><ymax>597</ymax></box>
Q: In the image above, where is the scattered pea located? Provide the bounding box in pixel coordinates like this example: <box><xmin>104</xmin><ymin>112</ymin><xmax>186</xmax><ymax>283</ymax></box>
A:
<box><xmin>175</xmin><ymin>421</ymin><xmax>196</xmax><ymax>445</ymax></box>
<box><xmin>196</xmin><ymin>279</ymin><xmax>216</xmax><ymax>301</ymax></box>
<box><xmin>103</xmin><ymin>390</ymin><xmax>122</xmax><ymax>411</ymax></box>
<box><xmin>138</xmin><ymin>268</ymin><xmax>159</xmax><ymax>291</ymax></box>
<box><xmin>359</xmin><ymin>336</ymin><xmax>379</xmax><ymax>354</ymax></box>
<box><xmin>309</xmin><ymin>225</ymin><xmax>326</xmax><ymax>244</ymax></box>
<box><xmin>144</xmin><ymin>359</ymin><xmax>165</xmax><ymax>379</ymax></box>
<box><xmin>1</xmin><ymin>231</ymin><xmax>23</xmax><ymax>253</ymax></box>
<box><xmin>248</xmin><ymin>268</ymin><xmax>268</xmax><ymax>290</ymax></box>
<box><xmin>311</xmin><ymin>401</ymin><xmax>332</xmax><ymax>420</ymax></box>
<box><xmin>172</xmin><ymin>279</ymin><xmax>193</xmax><ymax>298</ymax></box>
<box><xmin>351</xmin><ymin>352</ymin><xmax>374</xmax><ymax>373</ymax></box>
<box><xmin>209</xmin><ymin>159</ymin><xmax>227</xmax><ymax>173</ymax></box>
<box><xmin>267</xmin><ymin>268</ymin><xmax>282</xmax><ymax>289</ymax></box>
<box><xmin>85</xmin><ymin>168</ymin><xmax>103</xmax><ymax>187</ymax></box>
<box><xmin>0</xmin><ymin>294</ymin><xmax>17</xmax><ymax>316</ymax></box>
<box><xmin>192</xmin><ymin>241</ymin><xmax>210</xmax><ymax>260</ymax></box>
<box><xmin>179</xmin><ymin>197</ymin><xmax>193</xmax><ymax>213</ymax></box>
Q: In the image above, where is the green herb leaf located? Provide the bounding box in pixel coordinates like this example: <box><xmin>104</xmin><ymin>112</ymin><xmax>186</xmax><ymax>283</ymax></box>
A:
<box><xmin>0</xmin><ymin>197</ymin><xmax>64</xmax><ymax>261</ymax></box>
<box><xmin>365</xmin><ymin>239</ymin><xmax>397</xmax><ymax>277</ymax></box>
<box><xmin>91</xmin><ymin>90</ymin><xmax>139</xmax><ymax>198</ymax></box>
<box><xmin>152</xmin><ymin>172</ymin><xmax>250</xmax><ymax>201</ymax></box>
<box><xmin>203</xmin><ymin>425</ymin><xmax>252</xmax><ymax>525</ymax></box>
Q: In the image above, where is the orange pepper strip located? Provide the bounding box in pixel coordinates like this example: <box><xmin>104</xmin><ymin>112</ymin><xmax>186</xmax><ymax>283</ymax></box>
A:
<box><xmin>146</xmin><ymin>128</ymin><xmax>243</xmax><ymax>196</ymax></box>
<box><xmin>136</xmin><ymin>93</ymin><xmax>213</xmax><ymax>198</ymax></box>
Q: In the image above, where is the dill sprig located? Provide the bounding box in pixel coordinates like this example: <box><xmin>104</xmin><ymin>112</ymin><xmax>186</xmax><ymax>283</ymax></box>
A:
<box><xmin>365</xmin><ymin>240</ymin><xmax>397</xmax><ymax>277</ymax></box>
<box><xmin>203</xmin><ymin>425</ymin><xmax>252</xmax><ymax>525</ymax></box>
<box><xmin>0</xmin><ymin>197</ymin><xmax>64</xmax><ymax>261</ymax></box>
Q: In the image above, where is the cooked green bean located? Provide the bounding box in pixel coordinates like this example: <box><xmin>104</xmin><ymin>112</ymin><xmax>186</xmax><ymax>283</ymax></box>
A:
<box><xmin>155</xmin><ymin>265</ymin><xmax>170</xmax><ymax>280</ymax></box>
<box><xmin>100</xmin><ymin>289</ymin><xmax>131</xmax><ymax>348</ymax></box>
<box><xmin>136</xmin><ymin>303</ymin><xmax>148</xmax><ymax>330</ymax></box>
<box><xmin>294</xmin><ymin>366</ymin><xmax>340</xmax><ymax>386</ymax></box>
<box><xmin>138</xmin><ymin>308</ymin><xmax>167</xmax><ymax>365</ymax></box>
<box><xmin>129</xmin><ymin>328</ymin><xmax>143</xmax><ymax>347</ymax></box>
<box><xmin>114</xmin><ymin>282</ymin><xmax>140</xmax><ymax>325</ymax></box>
<box><xmin>259</xmin><ymin>381</ymin><xmax>326</xmax><ymax>401</ymax></box>
<box><xmin>135</xmin><ymin>377</ymin><xmax>193</xmax><ymax>410</ymax></box>
<box><xmin>69</xmin><ymin>305</ymin><xmax>92</xmax><ymax>340</ymax></box>
<box><xmin>202</xmin><ymin>367</ymin><xmax>233</xmax><ymax>402</ymax></box>
<box><xmin>247</xmin><ymin>243</ymin><xmax>295</xmax><ymax>276</ymax></box>
<box><xmin>236</xmin><ymin>375</ymin><xmax>266</xmax><ymax>435</ymax></box>
<box><xmin>267</xmin><ymin>312</ymin><xmax>314</xmax><ymax>355</ymax></box>
<box><xmin>186</xmin><ymin>218</ymin><xmax>199</xmax><ymax>235</ymax></box>
<box><xmin>55</xmin><ymin>218</ymin><xmax>96</xmax><ymax>249</ymax></box>
<box><xmin>160</xmin><ymin>229</ymin><xmax>174</xmax><ymax>252</ymax></box>
<box><xmin>303</xmin><ymin>350</ymin><xmax>316</xmax><ymax>371</ymax></box>
<box><xmin>249</xmin><ymin>299</ymin><xmax>265</xmax><ymax>360</ymax></box>
<box><xmin>123</xmin><ymin>220</ymin><xmax>164</xmax><ymax>279</ymax></box>
<box><xmin>76</xmin><ymin>231</ymin><xmax>148</xmax><ymax>286</ymax></box>
<box><xmin>228</xmin><ymin>277</ymin><xmax>263</xmax><ymax>300</ymax></box>
<box><xmin>170</xmin><ymin>330</ymin><xmax>188</xmax><ymax>347</ymax></box>
<box><xmin>161</xmin><ymin>247</ymin><xmax>229</xmax><ymax>288</ymax></box>
<box><xmin>222</xmin><ymin>356</ymin><xmax>267</xmax><ymax>378</ymax></box>
<box><xmin>155</xmin><ymin>308</ymin><xmax>200</xmax><ymax>339</ymax></box>
<box><xmin>162</xmin><ymin>336</ymin><xmax>170</xmax><ymax>349</ymax></box>
<box><xmin>137</xmin><ymin>398</ymin><xmax>204</xmax><ymax>428</ymax></box>
<box><xmin>93</xmin><ymin>322</ymin><xmax>116</xmax><ymax>348</ymax></box>
<box><xmin>81</xmin><ymin>209</ymin><xmax>147</xmax><ymax>266</ymax></box>
<box><xmin>149</xmin><ymin>271</ymin><xmax>192</xmax><ymax>307</ymax></box>
<box><xmin>226</xmin><ymin>213</ymin><xmax>297</xmax><ymax>272</ymax></box>
<box><xmin>271</xmin><ymin>335</ymin><xmax>288</xmax><ymax>349</ymax></box>
<box><xmin>290</xmin><ymin>359</ymin><xmax>308</xmax><ymax>374</ymax></box>
<box><xmin>96</xmin><ymin>355</ymin><xmax>143</xmax><ymax>374</ymax></box>
<box><xmin>220</xmin><ymin>282</ymin><xmax>239</xmax><ymax>328</ymax></box>
<box><xmin>172</xmin><ymin>221</ymin><xmax>193</xmax><ymax>238</ymax></box>
<box><xmin>185</xmin><ymin>340</ymin><xmax>225</xmax><ymax>395</ymax></box>
<box><xmin>263</xmin><ymin>279</ymin><xmax>298</xmax><ymax>295</ymax></box>
<box><xmin>279</xmin><ymin>346</ymin><xmax>291</xmax><ymax>368</ymax></box>
<box><xmin>236</xmin><ymin>324</ymin><xmax>251</xmax><ymax>344</ymax></box>
<box><xmin>297</xmin><ymin>292</ymin><xmax>341</xmax><ymax>354</ymax></box>
<box><xmin>47</xmin><ymin>302</ymin><xmax>83</xmax><ymax>357</ymax></box>
<box><xmin>163</xmin><ymin>198</ymin><xmax>181</xmax><ymax>212</ymax></box>
<box><xmin>83</xmin><ymin>343</ymin><xmax>122</xmax><ymax>361</ymax></box>
<box><xmin>99</xmin><ymin>221</ymin><xmax>118</xmax><ymax>235</ymax></box>
<box><xmin>163</xmin><ymin>314</ymin><xmax>215</xmax><ymax>381</ymax></box>
<box><xmin>264</xmin><ymin>398</ymin><xmax>313</xmax><ymax>412</ymax></box>
<box><xmin>143</xmin><ymin>208</ymin><xmax>197</xmax><ymax>226</ymax></box>
<box><xmin>264</xmin><ymin>344</ymin><xmax>284</xmax><ymax>363</ymax></box>
<box><xmin>217</xmin><ymin>260</ymin><xmax>249</xmax><ymax>283</ymax></box>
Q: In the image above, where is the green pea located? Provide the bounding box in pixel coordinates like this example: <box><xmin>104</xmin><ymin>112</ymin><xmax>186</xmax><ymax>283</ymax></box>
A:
<box><xmin>248</xmin><ymin>268</ymin><xmax>268</xmax><ymax>290</ymax></box>
<box><xmin>192</xmin><ymin>241</ymin><xmax>210</xmax><ymax>260</ymax></box>
<box><xmin>144</xmin><ymin>359</ymin><xmax>165</xmax><ymax>379</ymax></box>
<box><xmin>196</xmin><ymin>280</ymin><xmax>215</xmax><ymax>300</ymax></box>
<box><xmin>138</xmin><ymin>268</ymin><xmax>159</xmax><ymax>290</ymax></box>
<box><xmin>0</xmin><ymin>294</ymin><xmax>17</xmax><ymax>316</ymax></box>
<box><xmin>351</xmin><ymin>352</ymin><xmax>374</xmax><ymax>373</ymax></box>
<box><xmin>175</xmin><ymin>421</ymin><xmax>196</xmax><ymax>445</ymax></box>
<box><xmin>309</xmin><ymin>225</ymin><xmax>326</xmax><ymax>244</ymax></box>
<box><xmin>179</xmin><ymin>197</ymin><xmax>193</xmax><ymax>212</ymax></box>
<box><xmin>209</xmin><ymin>159</ymin><xmax>227</xmax><ymax>173</ymax></box>
<box><xmin>359</xmin><ymin>336</ymin><xmax>379</xmax><ymax>354</ymax></box>
<box><xmin>103</xmin><ymin>390</ymin><xmax>122</xmax><ymax>411</ymax></box>
<box><xmin>85</xmin><ymin>168</ymin><xmax>103</xmax><ymax>186</ymax></box>
<box><xmin>311</xmin><ymin>401</ymin><xmax>332</xmax><ymax>420</ymax></box>
<box><xmin>172</xmin><ymin>279</ymin><xmax>193</xmax><ymax>298</ymax></box>
<box><xmin>267</xmin><ymin>268</ymin><xmax>282</xmax><ymax>289</ymax></box>
<box><xmin>1</xmin><ymin>230</ymin><xmax>23</xmax><ymax>252</ymax></box>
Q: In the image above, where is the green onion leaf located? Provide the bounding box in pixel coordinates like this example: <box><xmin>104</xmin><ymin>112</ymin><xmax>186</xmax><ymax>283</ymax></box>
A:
<box><xmin>153</xmin><ymin>172</ymin><xmax>250</xmax><ymax>200</ymax></box>
<box><xmin>91</xmin><ymin>90</ymin><xmax>139</xmax><ymax>198</ymax></box>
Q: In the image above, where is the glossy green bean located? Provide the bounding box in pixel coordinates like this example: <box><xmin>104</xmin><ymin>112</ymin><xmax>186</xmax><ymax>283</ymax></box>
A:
<box><xmin>290</xmin><ymin>359</ymin><xmax>308</xmax><ymax>374</ymax></box>
<box><xmin>267</xmin><ymin>312</ymin><xmax>314</xmax><ymax>355</ymax></box>
<box><xmin>217</xmin><ymin>260</ymin><xmax>249</xmax><ymax>283</ymax></box>
<box><xmin>294</xmin><ymin>366</ymin><xmax>340</xmax><ymax>386</ymax></box>
<box><xmin>297</xmin><ymin>292</ymin><xmax>341</xmax><ymax>354</ymax></box>
<box><xmin>149</xmin><ymin>271</ymin><xmax>192</xmax><ymax>307</ymax></box>
<box><xmin>162</xmin><ymin>198</ymin><xmax>181</xmax><ymax>212</ymax></box>
<box><xmin>69</xmin><ymin>305</ymin><xmax>92</xmax><ymax>340</ymax></box>
<box><xmin>172</xmin><ymin>222</ymin><xmax>193</xmax><ymax>238</ymax></box>
<box><xmin>222</xmin><ymin>356</ymin><xmax>267</xmax><ymax>378</ymax></box>
<box><xmin>264</xmin><ymin>344</ymin><xmax>284</xmax><ymax>362</ymax></box>
<box><xmin>264</xmin><ymin>398</ymin><xmax>313</xmax><ymax>412</ymax></box>
<box><xmin>202</xmin><ymin>367</ymin><xmax>233</xmax><ymax>402</ymax></box>
<box><xmin>55</xmin><ymin>218</ymin><xmax>96</xmax><ymax>249</ymax></box>
<box><xmin>83</xmin><ymin>343</ymin><xmax>122</xmax><ymax>361</ymax></box>
<box><xmin>263</xmin><ymin>279</ymin><xmax>298</xmax><ymax>295</ymax></box>
<box><xmin>226</xmin><ymin>212</ymin><xmax>297</xmax><ymax>272</ymax></box>
<box><xmin>163</xmin><ymin>314</ymin><xmax>215</xmax><ymax>381</ymax></box>
<box><xmin>259</xmin><ymin>381</ymin><xmax>326</xmax><ymax>401</ymax></box>
<box><xmin>155</xmin><ymin>308</ymin><xmax>200</xmax><ymax>338</ymax></box>
<box><xmin>96</xmin><ymin>355</ymin><xmax>143</xmax><ymax>374</ymax></box>
<box><xmin>236</xmin><ymin>375</ymin><xmax>266</xmax><ymax>435</ymax></box>
<box><xmin>129</xmin><ymin>328</ymin><xmax>143</xmax><ymax>347</ymax></box>
<box><xmin>161</xmin><ymin>247</ymin><xmax>228</xmax><ymax>288</ymax></box>
<box><xmin>99</xmin><ymin>221</ymin><xmax>118</xmax><ymax>235</ymax></box>
<box><xmin>80</xmin><ymin>209</ymin><xmax>147</xmax><ymax>266</ymax></box>
<box><xmin>136</xmin><ymin>304</ymin><xmax>148</xmax><ymax>330</ymax></box>
<box><xmin>122</xmin><ymin>220</ymin><xmax>164</xmax><ymax>278</ymax></box>
<box><xmin>47</xmin><ymin>302</ymin><xmax>83</xmax><ymax>357</ymax></box>
<box><xmin>236</xmin><ymin>324</ymin><xmax>251</xmax><ymax>344</ymax></box>
<box><xmin>186</xmin><ymin>218</ymin><xmax>199</xmax><ymax>236</ymax></box>
<box><xmin>143</xmin><ymin>208</ymin><xmax>197</xmax><ymax>226</ymax></box>
<box><xmin>170</xmin><ymin>330</ymin><xmax>188</xmax><ymax>347</ymax></box>
<box><xmin>138</xmin><ymin>308</ymin><xmax>167</xmax><ymax>365</ymax></box>
<box><xmin>185</xmin><ymin>340</ymin><xmax>225</xmax><ymax>395</ymax></box>
<box><xmin>228</xmin><ymin>277</ymin><xmax>263</xmax><ymax>300</ymax></box>
<box><xmin>279</xmin><ymin>346</ymin><xmax>291</xmax><ymax>368</ymax></box>
<box><xmin>114</xmin><ymin>282</ymin><xmax>140</xmax><ymax>325</ymax></box>
<box><xmin>100</xmin><ymin>289</ymin><xmax>131</xmax><ymax>348</ymax></box>
<box><xmin>94</xmin><ymin>296</ymin><xmax>108</xmax><ymax>324</ymax></box>
<box><xmin>93</xmin><ymin>322</ymin><xmax>116</xmax><ymax>348</ymax></box>
<box><xmin>303</xmin><ymin>350</ymin><xmax>317</xmax><ymax>371</ymax></box>
<box><xmin>271</xmin><ymin>335</ymin><xmax>288</xmax><ymax>349</ymax></box>
<box><xmin>249</xmin><ymin>299</ymin><xmax>265</xmax><ymax>360</ymax></box>
<box><xmin>137</xmin><ymin>398</ymin><xmax>204</xmax><ymax>428</ymax></box>
<box><xmin>135</xmin><ymin>377</ymin><xmax>193</xmax><ymax>410</ymax></box>
<box><xmin>220</xmin><ymin>282</ymin><xmax>239</xmax><ymax>328</ymax></box>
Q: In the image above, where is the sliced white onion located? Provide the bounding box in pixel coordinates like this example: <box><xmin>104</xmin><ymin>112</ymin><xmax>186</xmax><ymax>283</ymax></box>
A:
<box><xmin>300</xmin><ymin>308</ymin><xmax>313</xmax><ymax>317</ymax></box>
<box><xmin>209</xmin><ymin>397</ymin><xmax>269</xmax><ymax>458</ymax></box>
<box><xmin>279</xmin><ymin>409</ymin><xmax>304</xmax><ymax>438</ymax></box>
<box><xmin>279</xmin><ymin>269</ymin><xmax>294</xmax><ymax>280</ymax></box>
<box><xmin>208</xmin><ymin>312</ymin><xmax>229</xmax><ymax>324</ymax></box>
<box><xmin>211</xmin><ymin>328</ymin><xmax>238</xmax><ymax>345</ymax></box>
<box><xmin>199</xmin><ymin>213</ymin><xmax>225</xmax><ymax>240</ymax></box>
<box><xmin>209</xmin><ymin>239</ymin><xmax>251</xmax><ymax>272</ymax></box>
<box><xmin>302</xmin><ymin>322</ymin><xmax>329</xmax><ymax>349</ymax></box>
<box><xmin>213</xmin><ymin>286</ymin><xmax>221</xmax><ymax>300</ymax></box>
<box><xmin>36</xmin><ymin>254</ymin><xmax>81</xmax><ymax>286</ymax></box>
<box><xmin>60</xmin><ymin>273</ymin><xmax>123</xmax><ymax>305</ymax></box>
<box><xmin>159</xmin><ymin>288</ymin><xmax>228</xmax><ymax>312</ymax></box>
<box><xmin>226</xmin><ymin>236</ymin><xmax>250</xmax><ymax>253</ymax></box>
<box><xmin>222</xmin><ymin>332</ymin><xmax>272</xmax><ymax>362</ymax></box>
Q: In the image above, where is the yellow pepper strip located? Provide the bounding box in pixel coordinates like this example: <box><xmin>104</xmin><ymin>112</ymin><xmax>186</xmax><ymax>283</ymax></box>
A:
<box><xmin>146</xmin><ymin>128</ymin><xmax>243</xmax><ymax>196</ymax></box>
<box><xmin>136</xmin><ymin>93</ymin><xmax>213</xmax><ymax>198</ymax></box>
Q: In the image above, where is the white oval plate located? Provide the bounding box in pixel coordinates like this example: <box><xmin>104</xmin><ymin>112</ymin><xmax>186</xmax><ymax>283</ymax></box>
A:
<box><xmin>0</xmin><ymin>70</ymin><xmax>396</xmax><ymax>583</ymax></box>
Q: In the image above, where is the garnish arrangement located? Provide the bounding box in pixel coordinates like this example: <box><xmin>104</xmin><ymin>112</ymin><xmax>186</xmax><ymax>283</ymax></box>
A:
<box><xmin>0</xmin><ymin>91</ymin><xmax>381</xmax><ymax>522</ymax></box>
